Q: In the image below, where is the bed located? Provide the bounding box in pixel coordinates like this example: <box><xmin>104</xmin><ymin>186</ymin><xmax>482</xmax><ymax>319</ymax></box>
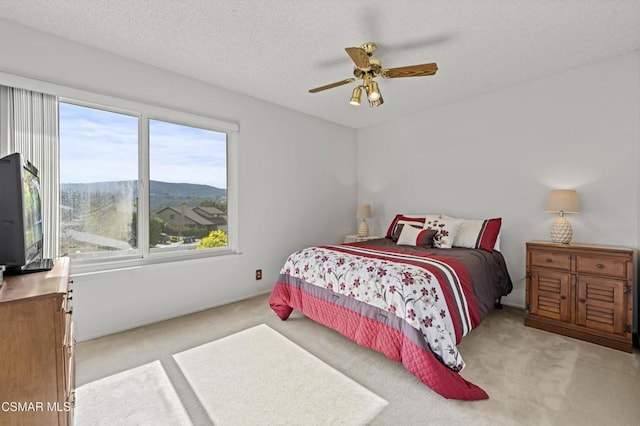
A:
<box><xmin>268</xmin><ymin>214</ymin><xmax>512</xmax><ymax>400</ymax></box>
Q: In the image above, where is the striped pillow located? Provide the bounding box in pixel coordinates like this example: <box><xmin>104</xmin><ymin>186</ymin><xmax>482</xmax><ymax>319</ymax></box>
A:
<box><xmin>396</xmin><ymin>225</ymin><xmax>437</xmax><ymax>247</ymax></box>
<box><xmin>451</xmin><ymin>217</ymin><xmax>502</xmax><ymax>252</ymax></box>
<box><xmin>386</xmin><ymin>214</ymin><xmax>427</xmax><ymax>241</ymax></box>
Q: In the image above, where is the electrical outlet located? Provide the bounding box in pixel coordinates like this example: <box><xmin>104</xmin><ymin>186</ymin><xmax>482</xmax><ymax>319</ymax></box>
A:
<box><xmin>255</xmin><ymin>269</ymin><xmax>262</xmax><ymax>280</ymax></box>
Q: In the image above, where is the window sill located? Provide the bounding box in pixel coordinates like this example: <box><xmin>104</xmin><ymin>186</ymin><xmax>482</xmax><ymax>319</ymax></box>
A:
<box><xmin>69</xmin><ymin>248</ymin><xmax>241</xmax><ymax>276</ymax></box>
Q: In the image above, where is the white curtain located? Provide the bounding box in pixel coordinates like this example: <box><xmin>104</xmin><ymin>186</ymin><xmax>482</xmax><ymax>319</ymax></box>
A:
<box><xmin>0</xmin><ymin>85</ymin><xmax>59</xmax><ymax>259</ymax></box>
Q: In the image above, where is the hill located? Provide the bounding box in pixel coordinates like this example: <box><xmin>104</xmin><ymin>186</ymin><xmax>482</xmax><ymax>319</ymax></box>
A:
<box><xmin>61</xmin><ymin>180</ymin><xmax>227</xmax><ymax>215</ymax></box>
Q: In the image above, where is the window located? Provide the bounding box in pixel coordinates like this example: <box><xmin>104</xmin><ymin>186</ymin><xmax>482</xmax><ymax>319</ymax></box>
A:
<box><xmin>59</xmin><ymin>103</ymin><xmax>138</xmax><ymax>260</ymax></box>
<box><xmin>59</xmin><ymin>101</ymin><xmax>234</xmax><ymax>266</ymax></box>
<box><xmin>148</xmin><ymin>119</ymin><xmax>228</xmax><ymax>254</ymax></box>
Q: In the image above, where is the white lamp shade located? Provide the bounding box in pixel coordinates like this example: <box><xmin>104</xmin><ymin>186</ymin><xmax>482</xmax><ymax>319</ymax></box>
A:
<box><xmin>545</xmin><ymin>190</ymin><xmax>580</xmax><ymax>214</ymax></box>
<box><xmin>356</xmin><ymin>204</ymin><xmax>373</xmax><ymax>218</ymax></box>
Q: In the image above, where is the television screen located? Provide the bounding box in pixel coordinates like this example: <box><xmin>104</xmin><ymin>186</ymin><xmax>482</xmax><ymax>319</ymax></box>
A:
<box><xmin>0</xmin><ymin>152</ymin><xmax>48</xmax><ymax>273</ymax></box>
<box><xmin>22</xmin><ymin>167</ymin><xmax>44</xmax><ymax>251</ymax></box>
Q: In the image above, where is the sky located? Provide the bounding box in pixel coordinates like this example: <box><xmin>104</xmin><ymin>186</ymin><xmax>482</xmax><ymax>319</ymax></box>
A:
<box><xmin>59</xmin><ymin>102</ymin><xmax>227</xmax><ymax>189</ymax></box>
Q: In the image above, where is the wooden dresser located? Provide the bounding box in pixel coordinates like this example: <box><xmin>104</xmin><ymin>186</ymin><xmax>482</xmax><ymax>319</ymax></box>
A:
<box><xmin>0</xmin><ymin>258</ymin><xmax>74</xmax><ymax>425</ymax></box>
<box><xmin>525</xmin><ymin>241</ymin><xmax>634</xmax><ymax>352</ymax></box>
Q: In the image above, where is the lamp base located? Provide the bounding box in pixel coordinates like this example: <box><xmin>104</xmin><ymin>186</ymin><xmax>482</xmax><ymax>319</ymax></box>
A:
<box><xmin>550</xmin><ymin>216</ymin><xmax>573</xmax><ymax>244</ymax></box>
<box><xmin>358</xmin><ymin>219</ymin><xmax>369</xmax><ymax>237</ymax></box>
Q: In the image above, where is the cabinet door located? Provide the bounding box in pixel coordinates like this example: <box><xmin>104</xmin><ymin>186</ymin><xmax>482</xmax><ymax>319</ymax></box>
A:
<box><xmin>576</xmin><ymin>275</ymin><xmax>626</xmax><ymax>335</ymax></box>
<box><xmin>530</xmin><ymin>269</ymin><xmax>571</xmax><ymax>322</ymax></box>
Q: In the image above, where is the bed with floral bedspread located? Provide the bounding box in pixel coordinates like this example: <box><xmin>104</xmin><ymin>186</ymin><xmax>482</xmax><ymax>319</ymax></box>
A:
<box><xmin>268</xmin><ymin>237</ymin><xmax>512</xmax><ymax>400</ymax></box>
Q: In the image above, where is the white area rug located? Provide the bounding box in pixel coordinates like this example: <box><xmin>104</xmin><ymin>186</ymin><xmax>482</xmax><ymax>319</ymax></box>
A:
<box><xmin>75</xmin><ymin>360</ymin><xmax>192</xmax><ymax>425</ymax></box>
<box><xmin>173</xmin><ymin>324</ymin><xmax>388</xmax><ymax>425</ymax></box>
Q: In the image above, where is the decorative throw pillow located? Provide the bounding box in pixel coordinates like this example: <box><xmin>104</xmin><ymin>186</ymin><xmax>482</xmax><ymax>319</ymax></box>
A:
<box><xmin>385</xmin><ymin>214</ymin><xmax>427</xmax><ymax>240</ymax></box>
<box><xmin>396</xmin><ymin>225</ymin><xmax>437</xmax><ymax>247</ymax></box>
<box><xmin>445</xmin><ymin>216</ymin><xmax>502</xmax><ymax>252</ymax></box>
<box><xmin>443</xmin><ymin>215</ymin><xmax>502</xmax><ymax>252</ymax></box>
<box><xmin>493</xmin><ymin>233</ymin><xmax>501</xmax><ymax>252</ymax></box>
<box><xmin>423</xmin><ymin>217</ymin><xmax>463</xmax><ymax>249</ymax></box>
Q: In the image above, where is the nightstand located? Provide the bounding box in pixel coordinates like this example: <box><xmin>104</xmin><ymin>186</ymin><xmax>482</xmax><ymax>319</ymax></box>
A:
<box><xmin>344</xmin><ymin>235</ymin><xmax>381</xmax><ymax>243</ymax></box>
<box><xmin>524</xmin><ymin>241</ymin><xmax>634</xmax><ymax>352</ymax></box>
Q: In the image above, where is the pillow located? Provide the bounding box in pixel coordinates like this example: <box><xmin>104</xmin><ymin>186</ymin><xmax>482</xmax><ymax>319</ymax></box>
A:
<box><xmin>493</xmin><ymin>233</ymin><xmax>501</xmax><ymax>252</ymax></box>
<box><xmin>396</xmin><ymin>225</ymin><xmax>437</xmax><ymax>247</ymax></box>
<box><xmin>449</xmin><ymin>217</ymin><xmax>502</xmax><ymax>252</ymax></box>
<box><xmin>385</xmin><ymin>214</ymin><xmax>427</xmax><ymax>240</ymax></box>
<box><xmin>423</xmin><ymin>217</ymin><xmax>463</xmax><ymax>249</ymax></box>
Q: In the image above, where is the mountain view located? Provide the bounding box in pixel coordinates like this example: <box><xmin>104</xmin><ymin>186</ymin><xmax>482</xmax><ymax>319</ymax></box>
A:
<box><xmin>61</xmin><ymin>180</ymin><xmax>227</xmax><ymax>214</ymax></box>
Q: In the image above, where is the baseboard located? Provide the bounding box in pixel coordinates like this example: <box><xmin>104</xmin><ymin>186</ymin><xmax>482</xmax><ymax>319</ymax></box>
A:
<box><xmin>75</xmin><ymin>289</ymin><xmax>272</xmax><ymax>343</ymax></box>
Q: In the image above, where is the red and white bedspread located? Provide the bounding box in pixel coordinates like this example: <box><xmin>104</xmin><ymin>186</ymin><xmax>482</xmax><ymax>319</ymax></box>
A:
<box><xmin>269</xmin><ymin>243</ymin><xmax>493</xmax><ymax>400</ymax></box>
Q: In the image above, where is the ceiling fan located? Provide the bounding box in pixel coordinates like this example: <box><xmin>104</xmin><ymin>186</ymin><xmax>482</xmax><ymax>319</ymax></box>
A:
<box><xmin>309</xmin><ymin>42</ymin><xmax>438</xmax><ymax>107</ymax></box>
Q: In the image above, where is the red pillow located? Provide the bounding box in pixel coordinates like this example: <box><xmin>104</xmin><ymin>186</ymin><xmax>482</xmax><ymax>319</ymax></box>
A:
<box><xmin>476</xmin><ymin>218</ymin><xmax>502</xmax><ymax>251</ymax></box>
<box><xmin>385</xmin><ymin>215</ymin><xmax>426</xmax><ymax>240</ymax></box>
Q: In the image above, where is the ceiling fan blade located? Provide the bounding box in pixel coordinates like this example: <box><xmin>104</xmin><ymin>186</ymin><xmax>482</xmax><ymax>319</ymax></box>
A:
<box><xmin>309</xmin><ymin>78</ymin><xmax>356</xmax><ymax>93</ymax></box>
<box><xmin>345</xmin><ymin>47</ymin><xmax>371</xmax><ymax>69</ymax></box>
<box><xmin>382</xmin><ymin>63</ymin><xmax>438</xmax><ymax>78</ymax></box>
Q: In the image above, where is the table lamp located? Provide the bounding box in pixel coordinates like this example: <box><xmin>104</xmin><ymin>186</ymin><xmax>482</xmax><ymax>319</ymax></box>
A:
<box><xmin>356</xmin><ymin>204</ymin><xmax>373</xmax><ymax>237</ymax></box>
<box><xmin>545</xmin><ymin>190</ymin><xmax>580</xmax><ymax>244</ymax></box>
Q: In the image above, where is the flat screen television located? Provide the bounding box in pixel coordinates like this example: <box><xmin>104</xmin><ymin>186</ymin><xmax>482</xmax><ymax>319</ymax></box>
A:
<box><xmin>0</xmin><ymin>152</ymin><xmax>52</xmax><ymax>275</ymax></box>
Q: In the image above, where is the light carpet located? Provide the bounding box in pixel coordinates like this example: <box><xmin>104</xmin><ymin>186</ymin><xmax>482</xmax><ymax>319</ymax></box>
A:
<box><xmin>74</xmin><ymin>360</ymin><xmax>192</xmax><ymax>425</ymax></box>
<box><xmin>173</xmin><ymin>323</ymin><xmax>388</xmax><ymax>425</ymax></box>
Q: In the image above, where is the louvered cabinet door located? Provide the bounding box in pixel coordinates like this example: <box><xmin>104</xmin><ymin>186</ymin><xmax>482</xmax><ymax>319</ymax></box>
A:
<box><xmin>525</xmin><ymin>241</ymin><xmax>634</xmax><ymax>353</ymax></box>
<box><xmin>530</xmin><ymin>269</ymin><xmax>571</xmax><ymax>323</ymax></box>
<box><xmin>576</xmin><ymin>275</ymin><xmax>626</xmax><ymax>336</ymax></box>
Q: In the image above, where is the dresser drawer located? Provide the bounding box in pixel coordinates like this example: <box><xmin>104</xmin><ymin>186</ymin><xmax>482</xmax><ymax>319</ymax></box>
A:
<box><xmin>529</xmin><ymin>250</ymin><xmax>571</xmax><ymax>271</ymax></box>
<box><xmin>575</xmin><ymin>255</ymin><xmax>628</xmax><ymax>279</ymax></box>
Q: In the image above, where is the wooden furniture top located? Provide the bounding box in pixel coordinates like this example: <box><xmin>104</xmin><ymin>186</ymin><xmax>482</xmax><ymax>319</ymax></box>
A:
<box><xmin>0</xmin><ymin>257</ymin><xmax>70</xmax><ymax>304</ymax></box>
<box><xmin>526</xmin><ymin>240</ymin><xmax>634</xmax><ymax>254</ymax></box>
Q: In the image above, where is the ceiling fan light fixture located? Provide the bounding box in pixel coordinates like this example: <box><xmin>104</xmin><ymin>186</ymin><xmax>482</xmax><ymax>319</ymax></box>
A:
<box><xmin>349</xmin><ymin>86</ymin><xmax>362</xmax><ymax>106</ymax></box>
<box><xmin>369</xmin><ymin>94</ymin><xmax>384</xmax><ymax>108</ymax></box>
<box><xmin>367</xmin><ymin>80</ymin><xmax>381</xmax><ymax>101</ymax></box>
<box><xmin>308</xmin><ymin>41</ymin><xmax>439</xmax><ymax>108</ymax></box>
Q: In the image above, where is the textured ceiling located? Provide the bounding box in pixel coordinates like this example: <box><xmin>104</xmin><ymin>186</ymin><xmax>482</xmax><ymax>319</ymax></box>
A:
<box><xmin>0</xmin><ymin>0</ymin><xmax>638</xmax><ymax>129</ymax></box>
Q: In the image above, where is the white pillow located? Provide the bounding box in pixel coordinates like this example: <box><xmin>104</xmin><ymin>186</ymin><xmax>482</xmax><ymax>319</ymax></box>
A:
<box><xmin>423</xmin><ymin>217</ymin><xmax>463</xmax><ymax>249</ymax></box>
<box><xmin>443</xmin><ymin>214</ymin><xmax>502</xmax><ymax>251</ymax></box>
<box><xmin>396</xmin><ymin>223</ymin><xmax>423</xmax><ymax>246</ymax></box>
<box><xmin>396</xmin><ymin>224</ymin><xmax>437</xmax><ymax>247</ymax></box>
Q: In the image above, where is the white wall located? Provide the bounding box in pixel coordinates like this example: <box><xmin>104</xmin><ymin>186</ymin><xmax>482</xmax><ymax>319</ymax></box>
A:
<box><xmin>0</xmin><ymin>19</ymin><xmax>358</xmax><ymax>340</ymax></box>
<box><xmin>357</xmin><ymin>51</ymin><xmax>640</xmax><ymax>308</ymax></box>
<box><xmin>1</xmin><ymin>17</ymin><xmax>637</xmax><ymax>336</ymax></box>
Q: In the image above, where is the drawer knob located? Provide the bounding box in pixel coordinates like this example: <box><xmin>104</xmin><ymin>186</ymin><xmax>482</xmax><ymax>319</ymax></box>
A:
<box><xmin>561</xmin><ymin>296</ymin><xmax>567</xmax><ymax>300</ymax></box>
<box><xmin>579</xmin><ymin>298</ymin><xmax>586</xmax><ymax>303</ymax></box>
<box><xmin>596</xmin><ymin>263</ymin><xmax>604</xmax><ymax>269</ymax></box>
<box><xmin>545</xmin><ymin>258</ymin><xmax>553</xmax><ymax>263</ymax></box>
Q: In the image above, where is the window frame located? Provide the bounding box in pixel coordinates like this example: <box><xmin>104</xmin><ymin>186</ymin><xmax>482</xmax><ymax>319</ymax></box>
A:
<box><xmin>0</xmin><ymin>71</ymin><xmax>239</xmax><ymax>274</ymax></box>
